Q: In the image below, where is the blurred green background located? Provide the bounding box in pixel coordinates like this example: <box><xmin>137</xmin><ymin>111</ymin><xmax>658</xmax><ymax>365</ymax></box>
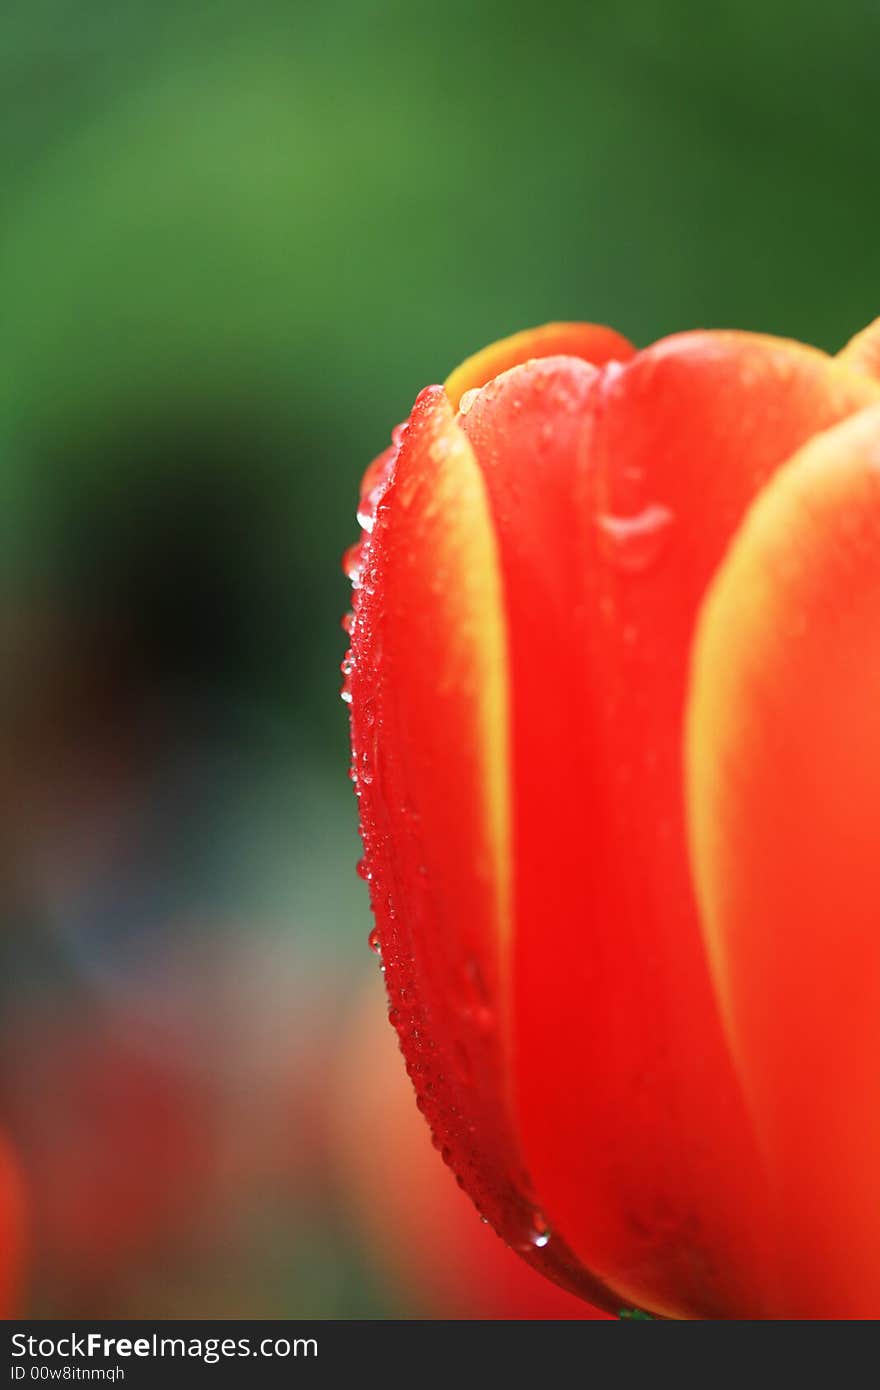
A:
<box><xmin>0</xmin><ymin>0</ymin><xmax>877</xmax><ymax>1318</ymax></box>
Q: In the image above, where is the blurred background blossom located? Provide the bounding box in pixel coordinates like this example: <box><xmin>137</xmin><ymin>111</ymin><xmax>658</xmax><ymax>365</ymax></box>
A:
<box><xmin>0</xmin><ymin>0</ymin><xmax>878</xmax><ymax>1317</ymax></box>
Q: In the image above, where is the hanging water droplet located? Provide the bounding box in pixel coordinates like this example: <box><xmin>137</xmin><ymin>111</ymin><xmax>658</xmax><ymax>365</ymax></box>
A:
<box><xmin>357</xmin><ymin>479</ymin><xmax>390</xmax><ymax>536</ymax></box>
<box><xmin>596</xmin><ymin>503</ymin><xmax>675</xmax><ymax>574</ymax></box>
<box><xmin>368</xmin><ymin>926</ymin><xmax>382</xmax><ymax>956</ymax></box>
<box><xmin>356</xmin><ymin>857</ymin><xmax>371</xmax><ymax>881</ymax></box>
<box><xmin>514</xmin><ymin>1210</ymin><xmax>551</xmax><ymax>1251</ymax></box>
<box><xmin>340</xmin><ymin>653</ymin><xmax>355</xmax><ymax>706</ymax></box>
<box><xmin>341</xmin><ymin>542</ymin><xmax>363</xmax><ymax>587</ymax></box>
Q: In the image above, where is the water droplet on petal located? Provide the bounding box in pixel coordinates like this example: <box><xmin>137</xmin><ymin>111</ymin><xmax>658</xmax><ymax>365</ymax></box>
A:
<box><xmin>596</xmin><ymin>503</ymin><xmax>675</xmax><ymax>574</ymax></box>
<box><xmin>342</xmin><ymin>542</ymin><xmax>363</xmax><ymax>587</ymax></box>
<box><xmin>514</xmin><ymin>1210</ymin><xmax>552</xmax><ymax>1251</ymax></box>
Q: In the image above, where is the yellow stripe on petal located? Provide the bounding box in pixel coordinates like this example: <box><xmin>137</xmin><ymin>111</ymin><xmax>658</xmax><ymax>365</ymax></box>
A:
<box><xmin>444</xmin><ymin>321</ymin><xmax>634</xmax><ymax>411</ymax></box>
<box><xmin>838</xmin><ymin>316</ymin><xmax>880</xmax><ymax>380</ymax></box>
<box><xmin>686</xmin><ymin>401</ymin><xmax>880</xmax><ymax>1318</ymax></box>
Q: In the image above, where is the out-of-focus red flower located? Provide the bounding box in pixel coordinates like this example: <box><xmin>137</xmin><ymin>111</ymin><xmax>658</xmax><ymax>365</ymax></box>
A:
<box><xmin>0</xmin><ymin>1132</ymin><xmax>26</xmax><ymax>1317</ymax></box>
<box><xmin>2</xmin><ymin>1013</ymin><xmax>213</xmax><ymax>1295</ymax></box>
<box><xmin>343</xmin><ymin>316</ymin><xmax>880</xmax><ymax>1319</ymax></box>
<box><xmin>0</xmin><ymin>934</ymin><xmax>334</xmax><ymax>1316</ymax></box>
<box><xmin>333</xmin><ymin>976</ymin><xmax>610</xmax><ymax>1319</ymax></box>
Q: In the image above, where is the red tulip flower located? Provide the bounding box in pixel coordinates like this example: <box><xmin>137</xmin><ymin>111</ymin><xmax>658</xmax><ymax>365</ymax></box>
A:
<box><xmin>343</xmin><ymin>316</ymin><xmax>880</xmax><ymax>1320</ymax></box>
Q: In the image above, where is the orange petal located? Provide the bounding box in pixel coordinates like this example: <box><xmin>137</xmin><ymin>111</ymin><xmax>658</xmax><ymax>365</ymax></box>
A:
<box><xmin>838</xmin><ymin>317</ymin><xmax>880</xmax><ymax>380</ymax></box>
<box><xmin>346</xmin><ymin>385</ymin><xmax>614</xmax><ymax>1307</ymax></box>
<box><xmin>687</xmin><ymin>400</ymin><xmax>880</xmax><ymax>1318</ymax></box>
<box><xmin>444</xmin><ymin>321</ymin><xmax>634</xmax><ymax>411</ymax></box>
<box><xmin>460</xmin><ymin>334</ymin><xmax>880</xmax><ymax>1318</ymax></box>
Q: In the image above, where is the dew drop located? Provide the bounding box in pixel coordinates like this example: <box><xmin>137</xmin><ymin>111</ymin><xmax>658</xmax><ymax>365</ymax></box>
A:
<box><xmin>368</xmin><ymin>926</ymin><xmax>382</xmax><ymax>956</ymax></box>
<box><xmin>357</xmin><ymin>480</ymin><xmax>390</xmax><ymax>536</ymax></box>
<box><xmin>341</xmin><ymin>542</ymin><xmax>363</xmax><ymax>586</ymax></box>
<box><xmin>458</xmin><ymin>387</ymin><xmax>480</xmax><ymax>416</ymax></box>
<box><xmin>356</xmin><ymin>857</ymin><xmax>371</xmax><ymax>881</ymax></box>
<box><xmin>514</xmin><ymin>1211</ymin><xmax>552</xmax><ymax>1251</ymax></box>
<box><xmin>596</xmin><ymin>503</ymin><xmax>674</xmax><ymax>574</ymax></box>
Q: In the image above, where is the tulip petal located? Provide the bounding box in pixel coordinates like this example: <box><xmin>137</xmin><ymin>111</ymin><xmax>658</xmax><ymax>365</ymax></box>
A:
<box><xmin>687</xmin><ymin>401</ymin><xmax>880</xmax><ymax>1318</ymax></box>
<box><xmin>445</xmin><ymin>322</ymin><xmax>634</xmax><ymax>411</ymax></box>
<box><xmin>346</xmin><ymin>384</ymin><xmax>615</xmax><ymax>1306</ymax></box>
<box><xmin>838</xmin><ymin>317</ymin><xmax>880</xmax><ymax>380</ymax></box>
<box><xmin>460</xmin><ymin>335</ymin><xmax>880</xmax><ymax>1317</ymax></box>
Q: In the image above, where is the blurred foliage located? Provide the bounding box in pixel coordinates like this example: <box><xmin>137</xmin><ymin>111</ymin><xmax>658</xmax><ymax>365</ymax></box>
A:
<box><xmin>1</xmin><ymin>0</ymin><xmax>878</xmax><ymax>731</ymax></box>
<box><xmin>0</xmin><ymin>0</ymin><xmax>877</xmax><ymax>1318</ymax></box>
